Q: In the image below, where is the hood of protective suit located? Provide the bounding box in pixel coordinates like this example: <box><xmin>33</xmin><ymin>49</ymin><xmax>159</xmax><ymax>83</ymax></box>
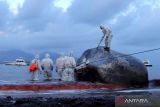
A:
<box><xmin>45</xmin><ymin>53</ymin><xmax>50</xmax><ymax>58</ymax></box>
<box><xmin>35</xmin><ymin>55</ymin><xmax>39</xmax><ymax>59</ymax></box>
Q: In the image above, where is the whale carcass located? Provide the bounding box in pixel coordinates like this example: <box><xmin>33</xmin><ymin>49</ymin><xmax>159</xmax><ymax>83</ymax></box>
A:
<box><xmin>76</xmin><ymin>46</ymin><xmax>148</xmax><ymax>86</ymax></box>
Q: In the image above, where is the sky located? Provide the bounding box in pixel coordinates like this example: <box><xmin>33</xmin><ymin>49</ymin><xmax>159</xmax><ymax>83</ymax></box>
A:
<box><xmin>0</xmin><ymin>0</ymin><xmax>160</xmax><ymax>79</ymax></box>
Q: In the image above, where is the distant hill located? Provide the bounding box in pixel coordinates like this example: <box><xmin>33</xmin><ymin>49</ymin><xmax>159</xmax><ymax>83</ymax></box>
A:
<box><xmin>0</xmin><ymin>50</ymin><xmax>34</xmax><ymax>63</ymax></box>
<box><xmin>0</xmin><ymin>50</ymin><xmax>60</xmax><ymax>63</ymax></box>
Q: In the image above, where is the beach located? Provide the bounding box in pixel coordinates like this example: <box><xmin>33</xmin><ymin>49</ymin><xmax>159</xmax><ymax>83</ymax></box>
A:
<box><xmin>0</xmin><ymin>64</ymin><xmax>160</xmax><ymax>107</ymax></box>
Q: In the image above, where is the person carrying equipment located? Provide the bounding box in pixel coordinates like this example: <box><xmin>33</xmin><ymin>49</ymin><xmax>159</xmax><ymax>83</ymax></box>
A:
<box><xmin>29</xmin><ymin>55</ymin><xmax>42</xmax><ymax>81</ymax></box>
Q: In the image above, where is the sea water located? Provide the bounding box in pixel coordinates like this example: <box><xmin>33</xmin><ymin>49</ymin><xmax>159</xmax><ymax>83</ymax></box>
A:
<box><xmin>0</xmin><ymin>64</ymin><xmax>60</xmax><ymax>83</ymax></box>
<box><xmin>0</xmin><ymin>63</ymin><xmax>158</xmax><ymax>83</ymax></box>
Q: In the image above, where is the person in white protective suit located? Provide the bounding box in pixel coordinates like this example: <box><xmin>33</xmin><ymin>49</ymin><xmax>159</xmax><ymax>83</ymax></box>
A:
<box><xmin>100</xmin><ymin>25</ymin><xmax>113</xmax><ymax>52</ymax></box>
<box><xmin>30</xmin><ymin>55</ymin><xmax>42</xmax><ymax>81</ymax></box>
<box><xmin>61</xmin><ymin>52</ymin><xmax>76</xmax><ymax>82</ymax></box>
<box><xmin>55</xmin><ymin>53</ymin><xmax>65</xmax><ymax>80</ymax></box>
<box><xmin>41</xmin><ymin>53</ymin><xmax>54</xmax><ymax>80</ymax></box>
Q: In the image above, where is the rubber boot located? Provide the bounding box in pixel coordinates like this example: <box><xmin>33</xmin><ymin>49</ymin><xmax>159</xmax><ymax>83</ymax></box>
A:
<box><xmin>104</xmin><ymin>47</ymin><xmax>110</xmax><ymax>52</ymax></box>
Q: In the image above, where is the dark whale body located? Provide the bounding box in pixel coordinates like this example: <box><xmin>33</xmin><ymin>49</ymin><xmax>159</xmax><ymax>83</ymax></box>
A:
<box><xmin>76</xmin><ymin>46</ymin><xmax>148</xmax><ymax>86</ymax></box>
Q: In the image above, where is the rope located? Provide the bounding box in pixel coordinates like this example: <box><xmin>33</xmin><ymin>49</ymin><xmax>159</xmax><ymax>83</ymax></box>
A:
<box><xmin>77</xmin><ymin>47</ymin><xmax>160</xmax><ymax>67</ymax></box>
<box><xmin>118</xmin><ymin>47</ymin><xmax>160</xmax><ymax>58</ymax></box>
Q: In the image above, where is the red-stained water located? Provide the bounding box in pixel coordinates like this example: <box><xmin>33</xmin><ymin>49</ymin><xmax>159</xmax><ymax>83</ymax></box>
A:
<box><xmin>0</xmin><ymin>83</ymin><xmax>127</xmax><ymax>91</ymax></box>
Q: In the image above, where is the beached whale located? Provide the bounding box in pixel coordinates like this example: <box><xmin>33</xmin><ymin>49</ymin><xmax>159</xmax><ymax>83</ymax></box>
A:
<box><xmin>76</xmin><ymin>46</ymin><xmax>148</xmax><ymax>86</ymax></box>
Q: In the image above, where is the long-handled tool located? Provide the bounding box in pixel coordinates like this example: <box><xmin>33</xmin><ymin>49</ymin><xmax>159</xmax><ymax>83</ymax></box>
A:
<box><xmin>96</xmin><ymin>35</ymin><xmax>105</xmax><ymax>50</ymax></box>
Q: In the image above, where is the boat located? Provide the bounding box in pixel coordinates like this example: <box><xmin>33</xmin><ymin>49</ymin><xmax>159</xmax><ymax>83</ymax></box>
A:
<box><xmin>15</xmin><ymin>57</ymin><xmax>28</xmax><ymax>66</ymax></box>
<box><xmin>4</xmin><ymin>57</ymin><xmax>28</xmax><ymax>66</ymax></box>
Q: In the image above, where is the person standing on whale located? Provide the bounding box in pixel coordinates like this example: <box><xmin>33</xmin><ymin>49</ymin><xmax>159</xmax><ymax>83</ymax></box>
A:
<box><xmin>99</xmin><ymin>25</ymin><xmax>113</xmax><ymax>52</ymax></box>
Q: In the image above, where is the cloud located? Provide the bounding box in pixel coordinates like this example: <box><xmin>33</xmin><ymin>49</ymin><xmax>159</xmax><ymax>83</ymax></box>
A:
<box><xmin>68</xmin><ymin>0</ymin><xmax>134</xmax><ymax>25</ymax></box>
<box><xmin>17</xmin><ymin>0</ymin><xmax>61</xmax><ymax>31</ymax></box>
<box><xmin>109</xmin><ymin>0</ymin><xmax>160</xmax><ymax>50</ymax></box>
<box><xmin>0</xmin><ymin>31</ymin><xmax>7</xmax><ymax>36</ymax></box>
<box><xmin>0</xmin><ymin>1</ymin><xmax>11</xmax><ymax>30</ymax></box>
<box><xmin>0</xmin><ymin>0</ymin><xmax>160</xmax><ymax>57</ymax></box>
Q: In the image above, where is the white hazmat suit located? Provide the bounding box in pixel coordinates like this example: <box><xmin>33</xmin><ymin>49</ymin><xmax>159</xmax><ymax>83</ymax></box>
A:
<box><xmin>30</xmin><ymin>55</ymin><xmax>42</xmax><ymax>81</ymax></box>
<box><xmin>100</xmin><ymin>25</ymin><xmax>113</xmax><ymax>51</ymax></box>
<box><xmin>62</xmin><ymin>56</ymin><xmax>76</xmax><ymax>82</ymax></box>
<box><xmin>41</xmin><ymin>53</ymin><xmax>54</xmax><ymax>80</ymax></box>
<box><xmin>55</xmin><ymin>55</ymin><xmax>65</xmax><ymax>80</ymax></box>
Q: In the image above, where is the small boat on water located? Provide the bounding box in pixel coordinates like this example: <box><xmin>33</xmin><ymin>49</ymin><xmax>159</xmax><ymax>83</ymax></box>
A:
<box><xmin>15</xmin><ymin>57</ymin><xmax>28</xmax><ymax>66</ymax></box>
<box><xmin>4</xmin><ymin>57</ymin><xmax>28</xmax><ymax>66</ymax></box>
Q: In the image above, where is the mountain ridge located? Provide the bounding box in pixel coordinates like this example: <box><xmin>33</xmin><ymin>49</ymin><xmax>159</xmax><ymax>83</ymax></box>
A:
<box><xmin>0</xmin><ymin>50</ymin><xmax>60</xmax><ymax>63</ymax></box>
